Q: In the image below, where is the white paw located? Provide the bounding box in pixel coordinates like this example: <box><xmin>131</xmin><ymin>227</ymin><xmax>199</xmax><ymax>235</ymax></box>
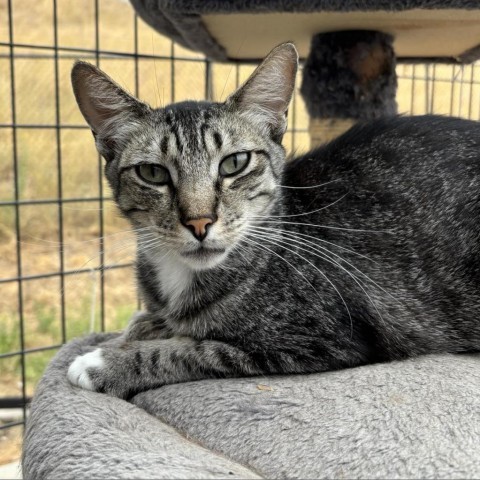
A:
<box><xmin>67</xmin><ymin>348</ymin><xmax>105</xmax><ymax>391</ymax></box>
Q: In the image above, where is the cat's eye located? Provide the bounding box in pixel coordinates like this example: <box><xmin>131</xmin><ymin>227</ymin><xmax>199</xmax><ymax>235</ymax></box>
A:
<box><xmin>136</xmin><ymin>164</ymin><xmax>170</xmax><ymax>185</ymax></box>
<box><xmin>219</xmin><ymin>152</ymin><xmax>251</xmax><ymax>177</ymax></box>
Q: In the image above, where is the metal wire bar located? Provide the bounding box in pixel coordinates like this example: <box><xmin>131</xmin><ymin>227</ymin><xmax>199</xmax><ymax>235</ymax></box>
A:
<box><xmin>0</xmin><ymin>196</ymin><xmax>113</xmax><ymax>207</ymax></box>
<box><xmin>205</xmin><ymin>59</ymin><xmax>213</xmax><ymax>101</ymax></box>
<box><xmin>0</xmin><ymin>124</ymin><xmax>89</xmax><ymax>129</ymax></box>
<box><xmin>0</xmin><ymin>397</ymin><xmax>32</xmax><ymax>408</ymax></box>
<box><xmin>235</xmin><ymin>64</ymin><xmax>240</xmax><ymax>88</ymax></box>
<box><xmin>94</xmin><ymin>0</ymin><xmax>106</xmax><ymax>333</ymax></box>
<box><xmin>429</xmin><ymin>64</ymin><xmax>437</xmax><ymax>113</ymax></box>
<box><xmin>468</xmin><ymin>65</ymin><xmax>475</xmax><ymax>119</ymax></box>
<box><xmin>0</xmin><ymin>262</ymin><xmax>133</xmax><ymax>286</ymax></box>
<box><xmin>53</xmin><ymin>0</ymin><xmax>67</xmax><ymax>344</ymax></box>
<box><xmin>290</xmin><ymin>87</ymin><xmax>297</xmax><ymax>152</ymax></box>
<box><xmin>398</xmin><ymin>72</ymin><xmax>480</xmax><ymax>86</ymax></box>
<box><xmin>458</xmin><ymin>66</ymin><xmax>465</xmax><ymax>117</ymax></box>
<box><xmin>424</xmin><ymin>64</ymin><xmax>429</xmax><ymax>114</ymax></box>
<box><xmin>450</xmin><ymin>65</ymin><xmax>457</xmax><ymax>115</ymax></box>
<box><xmin>170</xmin><ymin>42</ymin><xmax>175</xmax><ymax>102</ymax></box>
<box><xmin>1</xmin><ymin>344</ymin><xmax>64</xmax><ymax>361</ymax></box>
<box><xmin>410</xmin><ymin>64</ymin><xmax>416</xmax><ymax>114</ymax></box>
<box><xmin>7</xmin><ymin>0</ymin><xmax>28</xmax><ymax>430</ymax></box>
<box><xmin>0</xmin><ymin>41</ymin><xmax>209</xmax><ymax>62</ymax></box>
<box><xmin>0</xmin><ymin>421</ymin><xmax>25</xmax><ymax>431</ymax></box>
<box><xmin>134</xmin><ymin>13</ymin><xmax>142</xmax><ymax>311</ymax></box>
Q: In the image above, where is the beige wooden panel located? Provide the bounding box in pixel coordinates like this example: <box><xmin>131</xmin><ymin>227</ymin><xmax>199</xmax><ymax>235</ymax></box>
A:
<box><xmin>203</xmin><ymin>9</ymin><xmax>480</xmax><ymax>60</ymax></box>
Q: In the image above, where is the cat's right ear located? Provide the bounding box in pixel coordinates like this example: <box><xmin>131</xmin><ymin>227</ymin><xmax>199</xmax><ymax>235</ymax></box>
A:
<box><xmin>226</xmin><ymin>43</ymin><xmax>298</xmax><ymax>142</ymax></box>
<box><xmin>71</xmin><ymin>61</ymin><xmax>150</xmax><ymax>161</ymax></box>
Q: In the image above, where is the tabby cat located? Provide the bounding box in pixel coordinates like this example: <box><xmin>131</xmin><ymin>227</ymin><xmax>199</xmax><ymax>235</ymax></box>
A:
<box><xmin>68</xmin><ymin>43</ymin><xmax>480</xmax><ymax>398</ymax></box>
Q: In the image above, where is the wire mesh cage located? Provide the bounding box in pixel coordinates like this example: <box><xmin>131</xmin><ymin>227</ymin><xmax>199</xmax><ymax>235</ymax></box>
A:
<box><xmin>1</xmin><ymin>0</ymin><xmax>480</xmax><ymax>467</ymax></box>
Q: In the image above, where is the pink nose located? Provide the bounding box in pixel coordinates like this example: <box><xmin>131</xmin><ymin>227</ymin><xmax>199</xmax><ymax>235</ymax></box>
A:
<box><xmin>183</xmin><ymin>216</ymin><xmax>215</xmax><ymax>241</ymax></box>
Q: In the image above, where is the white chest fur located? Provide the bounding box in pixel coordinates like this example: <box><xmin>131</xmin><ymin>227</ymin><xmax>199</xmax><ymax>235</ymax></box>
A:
<box><xmin>155</xmin><ymin>254</ymin><xmax>193</xmax><ymax>307</ymax></box>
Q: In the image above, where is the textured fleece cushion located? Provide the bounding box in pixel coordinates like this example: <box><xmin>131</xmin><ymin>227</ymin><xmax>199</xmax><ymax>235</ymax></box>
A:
<box><xmin>23</xmin><ymin>333</ymin><xmax>480</xmax><ymax>479</ymax></box>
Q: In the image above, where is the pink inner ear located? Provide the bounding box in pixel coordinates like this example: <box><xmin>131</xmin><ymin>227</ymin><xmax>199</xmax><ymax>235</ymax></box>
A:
<box><xmin>72</xmin><ymin>62</ymin><xmax>144</xmax><ymax>136</ymax></box>
<box><xmin>228</xmin><ymin>44</ymin><xmax>298</xmax><ymax>129</ymax></box>
<box><xmin>76</xmin><ymin>83</ymin><xmax>110</xmax><ymax>133</ymax></box>
<box><xmin>75</xmin><ymin>76</ymin><xmax>125</xmax><ymax>133</ymax></box>
<box><xmin>72</xmin><ymin>62</ymin><xmax>152</xmax><ymax>162</ymax></box>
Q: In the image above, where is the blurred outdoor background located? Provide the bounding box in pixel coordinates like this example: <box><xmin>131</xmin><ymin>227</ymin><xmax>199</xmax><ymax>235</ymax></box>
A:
<box><xmin>1</xmin><ymin>0</ymin><xmax>480</xmax><ymax>468</ymax></box>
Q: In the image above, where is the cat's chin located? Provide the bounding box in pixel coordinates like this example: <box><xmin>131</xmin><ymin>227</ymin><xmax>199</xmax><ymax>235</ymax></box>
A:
<box><xmin>179</xmin><ymin>246</ymin><xmax>229</xmax><ymax>271</ymax></box>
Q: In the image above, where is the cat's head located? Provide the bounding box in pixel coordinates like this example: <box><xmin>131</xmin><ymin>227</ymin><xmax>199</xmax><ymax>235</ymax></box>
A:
<box><xmin>71</xmin><ymin>43</ymin><xmax>298</xmax><ymax>270</ymax></box>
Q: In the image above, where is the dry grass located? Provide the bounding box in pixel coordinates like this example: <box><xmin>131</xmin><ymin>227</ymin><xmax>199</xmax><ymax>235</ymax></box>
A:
<box><xmin>1</xmin><ymin>0</ymin><xmax>480</xmax><ymax>465</ymax></box>
<box><xmin>0</xmin><ymin>426</ymin><xmax>22</xmax><ymax>465</ymax></box>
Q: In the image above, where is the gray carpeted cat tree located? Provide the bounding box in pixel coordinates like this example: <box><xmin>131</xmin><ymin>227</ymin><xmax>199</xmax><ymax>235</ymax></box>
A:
<box><xmin>23</xmin><ymin>1</ymin><xmax>480</xmax><ymax>479</ymax></box>
<box><xmin>130</xmin><ymin>0</ymin><xmax>480</xmax><ymax>145</ymax></box>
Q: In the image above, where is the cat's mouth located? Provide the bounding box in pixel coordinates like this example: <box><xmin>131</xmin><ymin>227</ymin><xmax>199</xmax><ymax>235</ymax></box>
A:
<box><xmin>179</xmin><ymin>245</ymin><xmax>228</xmax><ymax>270</ymax></box>
<box><xmin>181</xmin><ymin>246</ymin><xmax>226</xmax><ymax>259</ymax></box>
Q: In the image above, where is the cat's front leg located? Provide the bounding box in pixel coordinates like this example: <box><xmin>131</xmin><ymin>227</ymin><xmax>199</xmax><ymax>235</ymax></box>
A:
<box><xmin>93</xmin><ymin>311</ymin><xmax>172</xmax><ymax>350</ymax></box>
<box><xmin>121</xmin><ymin>311</ymin><xmax>173</xmax><ymax>341</ymax></box>
<box><xmin>67</xmin><ymin>338</ymin><xmax>260</xmax><ymax>398</ymax></box>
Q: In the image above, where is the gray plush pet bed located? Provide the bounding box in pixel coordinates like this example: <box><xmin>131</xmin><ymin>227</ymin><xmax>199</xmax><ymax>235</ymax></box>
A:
<box><xmin>23</xmin><ymin>333</ymin><xmax>480</xmax><ymax>479</ymax></box>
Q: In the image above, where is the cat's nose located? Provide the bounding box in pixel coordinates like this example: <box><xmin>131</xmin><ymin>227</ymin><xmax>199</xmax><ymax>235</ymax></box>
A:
<box><xmin>183</xmin><ymin>215</ymin><xmax>216</xmax><ymax>241</ymax></box>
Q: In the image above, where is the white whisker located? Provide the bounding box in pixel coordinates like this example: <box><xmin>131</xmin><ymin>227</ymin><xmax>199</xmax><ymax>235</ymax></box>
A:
<box><xmin>248</xmin><ymin>219</ymin><xmax>393</xmax><ymax>234</ymax></box>
<box><xmin>250</xmin><ymin>191</ymin><xmax>349</xmax><ymax>219</ymax></box>
<box><xmin>251</xmin><ymin>224</ymin><xmax>379</xmax><ymax>264</ymax></box>
<box><xmin>248</xmin><ymin>229</ymin><xmax>387</xmax><ymax>332</ymax></box>
<box><xmin>21</xmin><ymin>226</ymin><xmax>154</xmax><ymax>249</ymax></box>
<box><xmin>250</xmin><ymin>225</ymin><xmax>401</xmax><ymax>306</ymax></box>
<box><xmin>276</xmin><ymin>179</ymin><xmax>340</xmax><ymax>189</ymax></box>
<box><xmin>243</xmin><ymin>233</ymin><xmax>353</xmax><ymax>334</ymax></box>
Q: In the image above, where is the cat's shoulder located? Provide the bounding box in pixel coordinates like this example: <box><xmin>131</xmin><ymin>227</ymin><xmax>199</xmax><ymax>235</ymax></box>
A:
<box><xmin>286</xmin><ymin>115</ymin><xmax>480</xmax><ymax>175</ymax></box>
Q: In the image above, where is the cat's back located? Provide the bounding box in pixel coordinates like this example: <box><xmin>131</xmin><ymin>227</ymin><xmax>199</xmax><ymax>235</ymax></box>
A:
<box><xmin>283</xmin><ymin>115</ymin><xmax>480</xmax><ymax>230</ymax></box>
<box><xmin>285</xmin><ymin>115</ymin><xmax>480</xmax><ymax>187</ymax></box>
<box><xmin>276</xmin><ymin>116</ymin><xmax>480</xmax><ymax>353</ymax></box>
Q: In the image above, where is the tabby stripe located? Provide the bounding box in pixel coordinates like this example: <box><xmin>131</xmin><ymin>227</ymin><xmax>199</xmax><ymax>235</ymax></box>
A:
<box><xmin>170</xmin><ymin>125</ymin><xmax>183</xmax><ymax>154</ymax></box>
<box><xmin>119</xmin><ymin>165</ymin><xmax>132</xmax><ymax>175</ymax></box>
<box><xmin>213</xmin><ymin>131</ymin><xmax>223</xmax><ymax>150</ymax></box>
<box><xmin>137</xmin><ymin>261</ymin><xmax>164</xmax><ymax>305</ymax></box>
<box><xmin>96</xmin><ymin>380</ymin><xmax>107</xmax><ymax>394</ymax></box>
<box><xmin>133</xmin><ymin>351</ymin><xmax>142</xmax><ymax>376</ymax></box>
<box><xmin>215</xmin><ymin>346</ymin><xmax>241</xmax><ymax>373</ymax></box>
<box><xmin>246</xmin><ymin>182</ymin><xmax>264</xmax><ymax>193</ymax></box>
<box><xmin>249</xmin><ymin>350</ymin><xmax>272</xmax><ymax>372</ymax></box>
<box><xmin>182</xmin><ymin>354</ymin><xmax>195</xmax><ymax>375</ymax></box>
<box><xmin>160</xmin><ymin>136</ymin><xmax>169</xmax><ymax>155</ymax></box>
<box><xmin>164</xmin><ymin>110</ymin><xmax>173</xmax><ymax>125</ymax></box>
<box><xmin>200</xmin><ymin>123</ymin><xmax>209</xmax><ymax>151</ymax></box>
<box><xmin>230</xmin><ymin>164</ymin><xmax>267</xmax><ymax>190</ymax></box>
<box><xmin>169</xmin><ymin>350</ymin><xmax>179</xmax><ymax>364</ymax></box>
<box><xmin>149</xmin><ymin>350</ymin><xmax>160</xmax><ymax>376</ymax></box>
<box><xmin>255</xmin><ymin>149</ymin><xmax>280</xmax><ymax>180</ymax></box>
<box><xmin>124</xmin><ymin>388</ymin><xmax>140</xmax><ymax>401</ymax></box>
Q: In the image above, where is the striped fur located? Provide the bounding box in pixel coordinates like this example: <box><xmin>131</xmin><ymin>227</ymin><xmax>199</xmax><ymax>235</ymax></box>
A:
<box><xmin>68</xmin><ymin>44</ymin><xmax>480</xmax><ymax>399</ymax></box>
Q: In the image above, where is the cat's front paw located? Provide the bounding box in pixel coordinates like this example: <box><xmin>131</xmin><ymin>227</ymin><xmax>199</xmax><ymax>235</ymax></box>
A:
<box><xmin>67</xmin><ymin>348</ymin><xmax>105</xmax><ymax>392</ymax></box>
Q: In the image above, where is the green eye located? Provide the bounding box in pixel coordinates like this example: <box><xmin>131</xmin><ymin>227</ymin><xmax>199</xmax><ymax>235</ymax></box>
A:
<box><xmin>219</xmin><ymin>152</ymin><xmax>251</xmax><ymax>177</ymax></box>
<box><xmin>136</xmin><ymin>164</ymin><xmax>170</xmax><ymax>185</ymax></box>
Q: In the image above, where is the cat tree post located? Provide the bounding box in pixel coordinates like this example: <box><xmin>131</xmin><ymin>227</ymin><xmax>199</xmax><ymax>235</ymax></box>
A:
<box><xmin>300</xmin><ymin>31</ymin><xmax>398</xmax><ymax>148</ymax></box>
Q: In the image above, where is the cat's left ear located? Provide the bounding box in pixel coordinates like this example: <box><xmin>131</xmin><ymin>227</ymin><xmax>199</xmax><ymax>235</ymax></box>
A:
<box><xmin>227</xmin><ymin>43</ymin><xmax>298</xmax><ymax>141</ymax></box>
